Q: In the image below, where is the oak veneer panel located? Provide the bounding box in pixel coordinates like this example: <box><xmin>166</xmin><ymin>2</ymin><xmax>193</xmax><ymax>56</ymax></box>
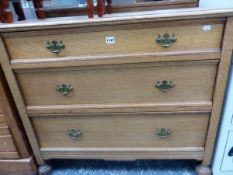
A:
<box><xmin>10</xmin><ymin>49</ymin><xmax>221</xmax><ymax>70</ymax></box>
<box><xmin>0</xmin><ymin>152</ymin><xmax>19</xmax><ymax>159</ymax></box>
<box><xmin>41</xmin><ymin>147</ymin><xmax>204</xmax><ymax>160</ymax></box>
<box><xmin>0</xmin><ymin>115</ymin><xmax>6</xmax><ymax>123</ymax></box>
<box><xmin>0</xmin><ymin>98</ymin><xmax>5</xmax><ymax>114</ymax></box>
<box><xmin>5</xmin><ymin>23</ymin><xmax>223</xmax><ymax>60</ymax></box>
<box><xmin>16</xmin><ymin>61</ymin><xmax>217</xmax><ymax>109</ymax></box>
<box><xmin>0</xmin><ymin>124</ymin><xmax>10</xmax><ymax>135</ymax></box>
<box><xmin>0</xmin><ymin>123</ymin><xmax>7</xmax><ymax>127</ymax></box>
<box><xmin>0</xmin><ymin>157</ymin><xmax>37</xmax><ymax>175</ymax></box>
<box><xmin>0</xmin><ymin>82</ymin><xmax>5</xmax><ymax>114</ymax></box>
<box><xmin>32</xmin><ymin>113</ymin><xmax>209</xmax><ymax>148</ymax></box>
<box><xmin>27</xmin><ymin>101</ymin><xmax>212</xmax><ymax>116</ymax></box>
<box><xmin>0</xmin><ymin>108</ymin><xmax>4</xmax><ymax>114</ymax></box>
<box><xmin>0</xmin><ymin>135</ymin><xmax>17</xmax><ymax>152</ymax></box>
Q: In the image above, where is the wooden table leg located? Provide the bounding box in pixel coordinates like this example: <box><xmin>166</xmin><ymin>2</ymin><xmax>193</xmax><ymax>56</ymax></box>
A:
<box><xmin>12</xmin><ymin>0</ymin><xmax>26</xmax><ymax>21</ymax></box>
<box><xmin>0</xmin><ymin>9</ymin><xmax>2</xmax><ymax>22</ymax></box>
<box><xmin>0</xmin><ymin>0</ymin><xmax>13</xmax><ymax>23</ymax></box>
<box><xmin>97</xmin><ymin>0</ymin><xmax>105</xmax><ymax>17</ymax></box>
<box><xmin>106</xmin><ymin>0</ymin><xmax>112</xmax><ymax>14</ymax></box>
<box><xmin>32</xmin><ymin>0</ymin><xmax>45</xmax><ymax>19</ymax></box>
<box><xmin>87</xmin><ymin>0</ymin><xmax>94</xmax><ymax>18</ymax></box>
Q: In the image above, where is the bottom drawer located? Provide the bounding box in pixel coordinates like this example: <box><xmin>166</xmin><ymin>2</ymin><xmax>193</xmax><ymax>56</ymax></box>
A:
<box><xmin>32</xmin><ymin>113</ymin><xmax>209</xmax><ymax>149</ymax></box>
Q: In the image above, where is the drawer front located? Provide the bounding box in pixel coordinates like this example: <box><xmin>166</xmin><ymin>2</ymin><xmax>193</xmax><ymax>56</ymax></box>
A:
<box><xmin>0</xmin><ymin>98</ymin><xmax>5</xmax><ymax>114</ymax></box>
<box><xmin>16</xmin><ymin>61</ymin><xmax>217</xmax><ymax>108</ymax></box>
<box><xmin>0</xmin><ymin>121</ymin><xmax>18</xmax><ymax>154</ymax></box>
<box><xmin>32</xmin><ymin>113</ymin><xmax>209</xmax><ymax>148</ymax></box>
<box><xmin>0</xmin><ymin>107</ymin><xmax>4</xmax><ymax>114</ymax></box>
<box><xmin>0</xmin><ymin>124</ymin><xmax>10</xmax><ymax>135</ymax></box>
<box><xmin>0</xmin><ymin>135</ymin><xmax>19</xmax><ymax>159</ymax></box>
<box><xmin>0</xmin><ymin>115</ymin><xmax>6</xmax><ymax>123</ymax></box>
<box><xmin>0</xmin><ymin>135</ymin><xmax>17</xmax><ymax>152</ymax></box>
<box><xmin>0</xmin><ymin>116</ymin><xmax>18</xmax><ymax>157</ymax></box>
<box><xmin>0</xmin><ymin>152</ymin><xmax>19</xmax><ymax>159</ymax></box>
<box><xmin>5</xmin><ymin>23</ymin><xmax>224</xmax><ymax>60</ymax></box>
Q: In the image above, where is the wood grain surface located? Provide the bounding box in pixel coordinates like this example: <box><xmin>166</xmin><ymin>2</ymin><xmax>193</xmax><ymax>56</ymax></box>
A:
<box><xmin>1</xmin><ymin>9</ymin><xmax>233</xmax><ymax>168</ymax></box>
<box><xmin>16</xmin><ymin>61</ymin><xmax>217</xmax><ymax>111</ymax></box>
<box><xmin>5</xmin><ymin>23</ymin><xmax>223</xmax><ymax>60</ymax></box>
<box><xmin>0</xmin><ymin>157</ymin><xmax>36</xmax><ymax>175</ymax></box>
<box><xmin>32</xmin><ymin>113</ymin><xmax>209</xmax><ymax>148</ymax></box>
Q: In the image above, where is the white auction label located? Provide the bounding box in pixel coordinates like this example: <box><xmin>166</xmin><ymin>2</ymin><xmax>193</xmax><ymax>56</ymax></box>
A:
<box><xmin>202</xmin><ymin>25</ymin><xmax>212</xmax><ymax>32</ymax></box>
<box><xmin>105</xmin><ymin>36</ymin><xmax>115</xmax><ymax>44</ymax></box>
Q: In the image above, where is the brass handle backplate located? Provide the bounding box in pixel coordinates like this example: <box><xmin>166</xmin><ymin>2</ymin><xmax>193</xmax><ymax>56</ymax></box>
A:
<box><xmin>155</xmin><ymin>128</ymin><xmax>172</xmax><ymax>138</ymax></box>
<box><xmin>66</xmin><ymin>129</ymin><xmax>82</xmax><ymax>139</ymax></box>
<box><xmin>228</xmin><ymin>147</ymin><xmax>233</xmax><ymax>157</ymax></box>
<box><xmin>56</xmin><ymin>84</ymin><xmax>73</xmax><ymax>96</ymax></box>
<box><xmin>46</xmin><ymin>40</ymin><xmax>65</xmax><ymax>54</ymax></box>
<box><xmin>155</xmin><ymin>80</ymin><xmax>175</xmax><ymax>93</ymax></box>
<box><xmin>156</xmin><ymin>33</ymin><xmax>177</xmax><ymax>48</ymax></box>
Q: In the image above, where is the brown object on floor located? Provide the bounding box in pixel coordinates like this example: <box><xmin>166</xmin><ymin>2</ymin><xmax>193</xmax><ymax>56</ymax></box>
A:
<box><xmin>87</xmin><ymin>0</ymin><xmax>94</xmax><ymax>18</ymax></box>
<box><xmin>97</xmin><ymin>0</ymin><xmax>105</xmax><ymax>17</ymax></box>
<box><xmin>0</xmin><ymin>66</ymin><xmax>37</xmax><ymax>175</ymax></box>
<box><xmin>0</xmin><ymin>0</ymin><xmax>13</xmax><ymax>23</ymax></box>
<box><xmin>32</xmin><ymin>0</ymin><xmax>46</xmax><ymax>19</ymax></box>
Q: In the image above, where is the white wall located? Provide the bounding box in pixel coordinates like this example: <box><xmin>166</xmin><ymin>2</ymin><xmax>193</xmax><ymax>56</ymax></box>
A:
<box><xmin>200</xmin><ymin>0</ymin><xmax>233</xmax><ymax>8</ymax></box>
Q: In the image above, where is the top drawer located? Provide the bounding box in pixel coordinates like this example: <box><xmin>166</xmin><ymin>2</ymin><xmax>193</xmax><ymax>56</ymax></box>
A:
<box><xmin>4</xmin><ymin>21</ymin><xmax>224</xmax><ymax>60</ymax></box>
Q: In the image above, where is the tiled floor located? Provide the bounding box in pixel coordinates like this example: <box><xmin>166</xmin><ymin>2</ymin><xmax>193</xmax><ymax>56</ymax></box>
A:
<box><xmin>48</xmin><ymin>160</ymin><xmax>199</xmax><ymax>175</ymax></box>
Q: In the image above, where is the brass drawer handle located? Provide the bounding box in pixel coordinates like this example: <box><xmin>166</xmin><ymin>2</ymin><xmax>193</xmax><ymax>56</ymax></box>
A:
<box><xmin>56</xmin><ymin>84</ymin><xmax>73</xmax><ymax>96</ymax></box>
<box><xmin>46</xmin><ymin>40</ymin><xmax>65</xmax><ymax>54</ymax></box>
<box><xmin>228</xmin><ymin>147</ymin><xmax>233</xmax><ymax>156</ymax></box>
<box><xmin>155</xmin><ymin>80</ymin><xmax>175</xmax><ymax>93</ymax></box>
<box><xmin>66</xmin><ymin>129</ymin><xmax>82</xmax><ymax>139</ymax></box>
<box><xmin>155</xmin><ymin>128</ymin><xmax>172</xmax><ymax>138</ymax></box>
<box><xmin>156</xmin><ymin>33</ymin><xmax>177</xmax><ymax>48</ymax></box>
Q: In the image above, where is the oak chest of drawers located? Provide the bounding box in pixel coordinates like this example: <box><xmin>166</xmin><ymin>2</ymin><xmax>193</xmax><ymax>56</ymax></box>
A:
<box><xmin>1</xmin><ymin>8</ymin><xmax>233</xmax><ymax>175</ymax></box>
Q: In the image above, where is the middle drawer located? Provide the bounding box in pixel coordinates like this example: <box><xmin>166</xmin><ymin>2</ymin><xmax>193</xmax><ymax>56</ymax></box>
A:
<box><xmin>16</xmin><ymin>60</ymin><xmax>217</xmax><ymax>109</ymax></box>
